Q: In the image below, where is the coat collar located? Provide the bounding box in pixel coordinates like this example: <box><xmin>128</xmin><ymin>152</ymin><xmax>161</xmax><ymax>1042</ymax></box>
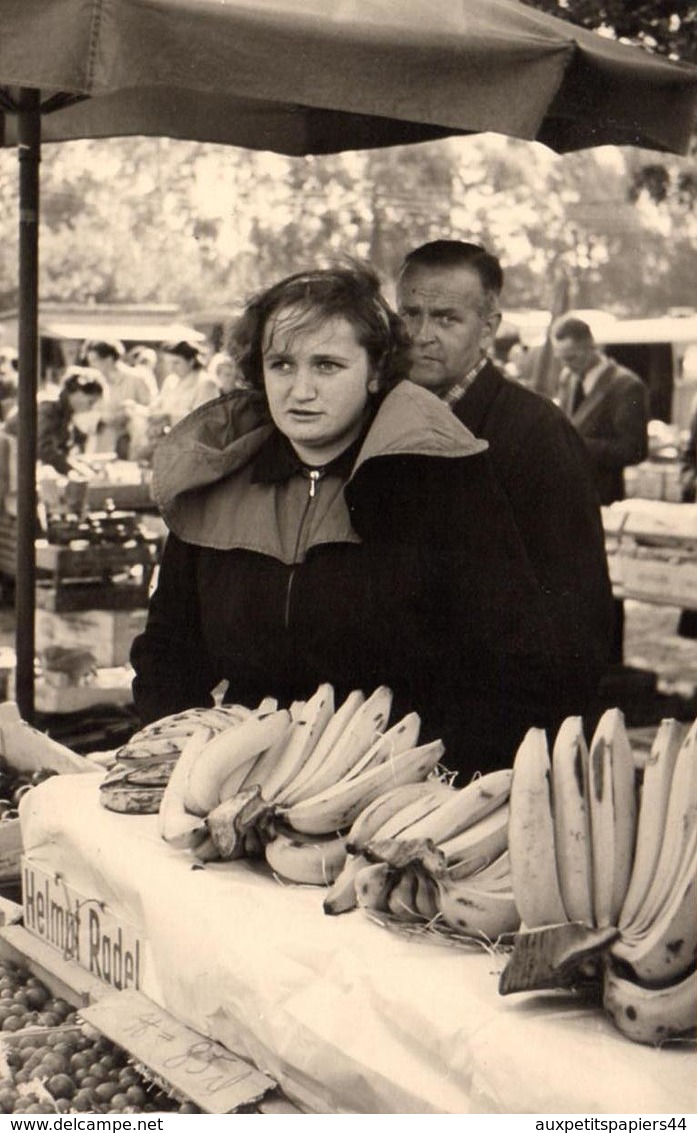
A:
<box><xmin>153</xmin><ymin>381</ymin><xmax>488</xmax><ymax>522</ymax></box>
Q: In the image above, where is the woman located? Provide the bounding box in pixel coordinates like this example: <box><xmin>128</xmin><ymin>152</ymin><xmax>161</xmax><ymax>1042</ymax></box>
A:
<box><xmin>5</xmin><ymin>366</ymin><xmax>103</xmax><ymax>476</ymax></box>
<box><xmin>148</xmin><ymin>339</ymin><xmax>210</xmax><ymax>425</ymax></box>
<box><xmin>205</xmin><ymin>351</ymin><xmax>246</xmax><ymax>396</ymax></box>
<box><xmin>131</xmin><ymin>265</ymin><xmax>561</xmax><ymax>779</ymax></box>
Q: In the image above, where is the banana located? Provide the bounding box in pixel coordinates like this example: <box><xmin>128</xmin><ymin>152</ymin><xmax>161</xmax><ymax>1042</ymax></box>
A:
<box><xmin>508</xmin><ymin>727</ymin><xmax>568</xmax><ymax>928</ymax></box>
<box><xmin>183</xmin><ymin>709</ymin><xmax>292</xmax><ymax>816</ymax></box>
<box><xmin>602</xmin><ymin>960</ymin><xmax>697</xmax><ymax>1046</ymax></box>
<box><xmin>323</xmin><ymin>852</ymin><xmax>370</xmax><ymax>915</ymax></box>
<box><xmin>346</xmin><ymin>781</ymin><xmax>442</xmax><ymax>852</ymax></box>
<box><xmin>264</xmin><ymin>828</ymin><xmax>348</xmax><ymax>886</ymax></box>
<box><xmin>625</xmin><ymin>719</ymin><xmax>697</xmax><ymax>938</ymax></box>
<box><xmin>259</xmin><ymin>684</ymin><xmax>336</xmax><ymax>802</ymax></box>
<box><xmin>280</xmin><ymin>690</ymin><xmax>367</xmax><ymax>805</ymax></box>
<box><xmin>587</xmin><ymin>708</ymin><xmax>638</xmax><ymax>929</ymax></box>
<box><xmin>386</xmin><ymin>870</ymin><xmax>422</xmax><ymax>922</ymax></box>
<box><xmin>611</xmin><ymin>829</ymin><xmax>696</xmax><ymax>986</ymax></box>
<box><xmin>618</xmin><ymin>717</ymin><xmax>686</xmax><ymax>932</ymax></box>
<box><xmin>158</xmin><ymin>727</ymin><xmax>213</xmax><ymax>849</ymax></box>
<box><xmin>413</xmin><ymin>870</ymin><xmax>440</xmax><ymax>921</ymax></box>
<box><xmin>255</xmin><ymin>696</ymin><xmax>279</xmax><ymax>714</ymax></box>
<box><xmin>369</xmin><ymin>780</ymin><xmax>454</xmax><ymax>842</ymax></box>
<box><xmin>344</xmin><ymin>712</ymin><xmax>422</xmax><ymax>781</ymax></box>
<box><xmin>435</xmin><ymin>876</ymin><xmax>520</xmax><ymax>940</ymax></box>
<box><xmin>551</xmin><ymin>716</ymin><xmax>594</xmax><ymax>925</ymax></box>
<box><xmin>284</xmin><ymin>685</ymin><xmax>393</xmax><ymax>803</ymax></box>
<box><xmin>280</xmin><ymin>739</ymin><xmax>444</xmax><ymax>836</ymax></box>
<box><xmin>439</xmin><ymin>802</ymin><xmax>510</xmax><ymax>875</ymax></box>
<box><xmin>354</xmin><ymin>861</ymin><xmax>395</xmax><ymax>912</ymax></box>
<box><xmin>398</xmin><ymin>768</ymin><xmax>512</xmax><ymax>846</ymax></box>
<box><xmin>450</xmin><ymin>848</ymin><xmax>511</xmax><ymax>885</ymax></box>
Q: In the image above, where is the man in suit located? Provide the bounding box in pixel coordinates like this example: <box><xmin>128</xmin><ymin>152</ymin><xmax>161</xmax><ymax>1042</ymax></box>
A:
<box><xmin>396</xmin><ymin>239</ymin><xmax>614</xmax><ymax>726</ymax></box>
<box><xmin>552</xmin><ymin>314</ymin><xmax>649</xmax><ymax>661</ymax></box>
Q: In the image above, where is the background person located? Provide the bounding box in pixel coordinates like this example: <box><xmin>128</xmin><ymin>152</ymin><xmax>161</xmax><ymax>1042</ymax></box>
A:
<box><xmin>131</xmin><ymin>263</ymin><xmax>564</xmax><ymax>780</ymax></box>
<box><xmin>552</xmin><ymin>314</ymin><xmax>649</xmax><ymax>664</ymax></box>
<box><xmin>83</xmin><ymin>338</ymin><xmax>153</xmax><ymax>457</ymax></box>
<box><xmin>4</xmin><ymin>366</ymin><xmax>103</xmax><ymax>476</ymax></box>
<box><xmin>396</xmin><ymin>239</ymin><xmax>614</xmax><ymax>731</ymax></box>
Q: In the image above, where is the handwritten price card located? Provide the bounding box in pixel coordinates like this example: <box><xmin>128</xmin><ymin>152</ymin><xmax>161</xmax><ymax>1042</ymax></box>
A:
<box><xmin>82</xmin><ymin>989</ymin><xmax>275</xmax><ymax>1113</ymax></box>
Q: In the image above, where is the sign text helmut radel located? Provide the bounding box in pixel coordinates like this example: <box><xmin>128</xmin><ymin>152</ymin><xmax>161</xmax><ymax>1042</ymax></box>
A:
<box><xmin>23</xmin><ymin>859</ymin><xmax>143</xmax><ymax>990</ymax></box>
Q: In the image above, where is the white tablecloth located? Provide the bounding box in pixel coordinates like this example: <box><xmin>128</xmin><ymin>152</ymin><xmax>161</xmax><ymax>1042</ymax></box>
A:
<box><xmin>19</xmin><ymin>774</ymin><xmax>697</xmax><ymax>1115</ymax></box>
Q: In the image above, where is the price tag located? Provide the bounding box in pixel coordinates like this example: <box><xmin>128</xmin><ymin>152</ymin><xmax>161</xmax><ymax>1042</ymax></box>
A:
<box><xmin>81</xmin><ymin>989</ymin><xmax>275</xmax><ymax>1114</ymax></box>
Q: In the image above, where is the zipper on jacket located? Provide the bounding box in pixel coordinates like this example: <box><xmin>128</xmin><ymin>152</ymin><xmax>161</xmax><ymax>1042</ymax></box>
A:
<box><xmin>284</xmin><ymin>469</ymin><xmax>323</xmax><ymax>629</ymax></box>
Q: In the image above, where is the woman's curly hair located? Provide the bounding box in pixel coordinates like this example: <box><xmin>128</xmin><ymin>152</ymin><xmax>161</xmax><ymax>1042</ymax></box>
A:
<box><xmin>229</xmin><ymin>261</ymin><xmax>410</xmax><ymax>398</ymax></box>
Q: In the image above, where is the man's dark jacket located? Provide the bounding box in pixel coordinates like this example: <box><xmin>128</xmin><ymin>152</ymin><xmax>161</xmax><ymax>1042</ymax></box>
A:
<box><xmin>566</xmin><ymin>358</ymin><xmax>649</xmax><ymax>506</ymax></box>
<box><xmin>450</xmin><ymin>360</ymin><xmax>614</xmax><ymax>722</ymax></box>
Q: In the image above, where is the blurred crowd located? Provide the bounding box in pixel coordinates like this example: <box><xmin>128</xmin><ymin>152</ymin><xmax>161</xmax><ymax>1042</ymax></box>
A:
<box><xmin>0</xmin><ymin>336</ymin><xmax>248</xmax><ymax>476</ymax></box>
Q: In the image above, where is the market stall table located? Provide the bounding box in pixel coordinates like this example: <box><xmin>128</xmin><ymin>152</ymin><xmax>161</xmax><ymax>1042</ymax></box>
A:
<box><xmin>17</xmin><ymin>774</ymin><xmax>696</xmax><ymax>1115</ymax></box>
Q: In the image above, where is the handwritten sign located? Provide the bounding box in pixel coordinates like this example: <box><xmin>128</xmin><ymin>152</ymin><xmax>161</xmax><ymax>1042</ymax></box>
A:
<box><xmin>82</xmin><ymin>990</ymin><xmax>275</xmax><ymax>1114</ymax></box>
<box><xmin>22</xmin><ymin>859</ymin><xmax>144</xmax><ymax>991</ymax></box>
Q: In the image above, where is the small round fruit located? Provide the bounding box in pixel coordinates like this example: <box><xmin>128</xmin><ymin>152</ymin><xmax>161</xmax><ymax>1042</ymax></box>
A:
<box><xmin>46</xmin><ymin>1074</ymin><xmax>75</xmax><ymax>1101</ymax></box>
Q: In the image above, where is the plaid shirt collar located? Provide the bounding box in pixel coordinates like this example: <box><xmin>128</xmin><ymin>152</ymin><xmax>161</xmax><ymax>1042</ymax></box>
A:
<box><xmin>440</xmin><ymin>354</ymin><xmax>489</xmax><ymax>408</ymax></box>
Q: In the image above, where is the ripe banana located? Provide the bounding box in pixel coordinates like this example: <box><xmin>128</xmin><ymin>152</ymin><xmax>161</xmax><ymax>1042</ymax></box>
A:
<box><xmin>122</xmin><ymin>704</ymin><xmax>252</xmax><ymax>762</ymax></box>
<box><xmin>602</xmin><ymin>960</ymin><xmax>697</xmax><ymax>1046</ymax></box>
<box><xmin>439</xmin><ymin>802</ymin><xmax>510</xmax><ymax>876</ymax></box>
<box><xmin>264</xmin><ymin>828</ymin><xmax>348</xmax><ymax>886</ymax></box>
<box><xmin>399</xmin><ymin>768</ymin><xmax>512</xmax><ymax>846</ymax></box>
<box><xmin>587</xmin><ymin>708</ymin><xmax>638</xmax><ymax>929</ymax></box>
<box><xmin>157</xmin><ymin>727</ymin><xmax>213</xmax><ymax>849</ymax></box>
<box><xmin>436</xmin><ymin>876</ymin><xmax>520</xmax><ymax>940</ymax></box>
<box><xmin>344</xmin><ymin>712</ymin><xmax>422</xmax><ymax>781</ymax></box>
<box><xmin>285</xmin><ymin>685</ymin><xmax>393</xmax><ymax>803</ymax></box>
<box><xmin>259</xmin><ymin>684</ymin><xmax>336</xmax><ymax>802</ymax></box>
<box><xmin>508</xmin><ymin>727</ymin><xmax>568</xmax><ymax>928</ymax></box>
<box><xmin>413</xmin><ymin>870</ymin><xmax>440</xmax><ymax>921</ymax></box>
<box><xmin>280</xmin><ymin>739</ymin><xmax>444</xmax><ymax>836</ymax></box>
<box><xmin>346</xmin><ymin>781</ymin><xmax>442</xmax><ymax>853</ymax></box>
<box><xmin>280</xmin><ymin>690</ymin><xmax>367</xmax><ymax>805</ymax></box>
<box><xmin>386</xmin><ymin>870</ymin><xmax>422</xmax><ymax>922</ymax></box>
<box><xmin>625</xmin><ymin>719</ymin><xmax>697</xmax><ymax>938</ymax></box>
<box><xmin>618</xmin><ymin>717</ymin><xmax>685</xmax><ymax>931</ymax></box>
<box><xmin>611</xmin><ymin>829</ymin><xmax>696</xmax><ymax>986</ymax></box>
<box><xmin>369</xmin><ymin>780</ymin><xmax>454</xmax><ymax>842</ymax></box>
<box><xmin>354</xmin><ymin>861</ymin><xmax>395</xmax><ymax>912</ymax></box>
<box><xmin>183</xmin><ymin>709</ymin><xmax>291</xmax><ymax>816</ymax></box>
<box><xmin>450</xmin><ymin>848</ymin><xmax>511</xmax><ymax>885</ymax></box>
<box><xmin>551</xmin><ymin>716</ymin><xmax>593</xmax><ymax>925</ymax></box>
<box><xmin>323</xmin><ymin>852</ymin><xmax>370</xmax><ymax>915</ymax></box>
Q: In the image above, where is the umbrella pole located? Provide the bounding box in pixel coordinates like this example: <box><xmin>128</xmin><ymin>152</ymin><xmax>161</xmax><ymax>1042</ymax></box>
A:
<box><xmin>15</xmin><ymin>88</ymin><xmax>41</xmax><ymax>723</ymax></box>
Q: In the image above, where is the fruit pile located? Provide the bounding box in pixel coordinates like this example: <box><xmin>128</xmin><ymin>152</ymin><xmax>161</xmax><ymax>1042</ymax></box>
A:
<box><xmin>152</xmin><ymin>684</ymin><xmax>444</xmax><ymax>880</ymax></box>
<box><xmin>322</xmin><ymin>769</ymin><xmax>518</xmax><ymax>941</ymax></box>
<box><xmin>0</xmin><ymin>960</ymin><xmax>76</xmax><ymax>1032</ymax></box>
<box><xmin>0</xmin><ymin>961</ymin><xmax>199</xmax><ymax>1114</ymax></box>
<box><xmin>499</xmin><ymin>708</ymin><xmax>697</xmax><ymax>1047</ymax></box>
<box><xmin>0</xmin><ymin>757</ymin><xmax>57</xmax><ymax>823</ymax></box>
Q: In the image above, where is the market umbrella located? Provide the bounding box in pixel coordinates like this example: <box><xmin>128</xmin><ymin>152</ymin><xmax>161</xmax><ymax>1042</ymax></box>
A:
<box><xmin>2</xmin><ymin>0</ymin><xmax>697</xmax><ymax>719</ymax></box>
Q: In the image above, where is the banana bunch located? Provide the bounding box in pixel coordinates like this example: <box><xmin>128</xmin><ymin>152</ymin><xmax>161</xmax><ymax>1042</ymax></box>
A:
<box><xmin>100</xmin><ymin>700</ymin><xmax>262</xmax><ymax>813</ymax></box>
<box><xmin>500</xmin><ymin>709</ymin><xmax>697</xmax><ymax>1047</ymax></box>
<box><xmin>323</xmin><ymin>769</ymin><xmax>520</xmax><ymax>941</ymax></box>
<box><xmin>156</xmin><ymin>682</ymin><xmax>448</xmax><ymax>886</ymax></box>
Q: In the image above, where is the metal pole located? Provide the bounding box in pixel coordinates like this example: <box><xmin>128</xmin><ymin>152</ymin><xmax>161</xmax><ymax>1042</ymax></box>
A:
<box><xmin>15</xmin><ymin>88</ymin><xmax>41</xmax><ymax>722</ymax></box>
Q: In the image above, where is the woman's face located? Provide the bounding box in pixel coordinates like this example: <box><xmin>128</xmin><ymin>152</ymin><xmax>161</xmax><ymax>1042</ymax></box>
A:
<box><xmin>263</xmin><ymin>308</ymin><xmax>378</xmax><ymax>464</ymax></box>
<box><xmin>166</xmin><ymin>354</ymin><xmax>194</xmax><ymax>379</ymax></box>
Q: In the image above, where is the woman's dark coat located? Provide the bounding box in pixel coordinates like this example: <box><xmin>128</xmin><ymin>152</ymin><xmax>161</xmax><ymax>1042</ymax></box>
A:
<box><xmin>131</xmin><ymin>382</ymin><xmax>568</xmax><ymax>781</ymax></box>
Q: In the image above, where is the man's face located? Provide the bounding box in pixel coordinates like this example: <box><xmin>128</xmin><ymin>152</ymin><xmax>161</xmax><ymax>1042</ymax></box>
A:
<box><xmin>553</xmin><ymin>336</ymin><xmax>596</xmax><ymax>378</ymax></box>
<box><xmin>396</xmin><ymin>264</ymin><xmax>500</xmax><ymax>393</ymax></box>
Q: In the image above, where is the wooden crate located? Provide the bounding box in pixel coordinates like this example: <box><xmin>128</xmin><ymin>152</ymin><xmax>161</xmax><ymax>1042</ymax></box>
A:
<box><xmin>36</xmin><ymin>608</ymin><xmax>148</xmax><ymax>668</ymax></box>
